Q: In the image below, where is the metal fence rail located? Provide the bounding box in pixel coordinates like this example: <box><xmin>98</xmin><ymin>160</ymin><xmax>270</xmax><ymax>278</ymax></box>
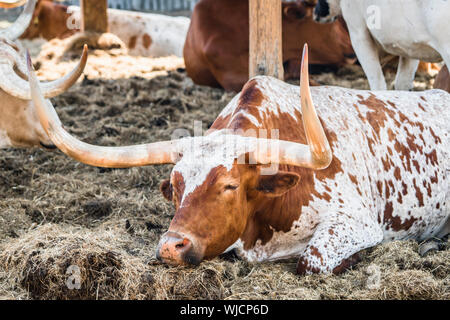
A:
<box><xmin>0</xmin><ymin>0</ymin><xmax>200</xmax><ymax>15</ymax></box>
<box><xmin>61</xmin><ymin>0</ymin><xmax>200</xmax><ymax>12</ymax></box>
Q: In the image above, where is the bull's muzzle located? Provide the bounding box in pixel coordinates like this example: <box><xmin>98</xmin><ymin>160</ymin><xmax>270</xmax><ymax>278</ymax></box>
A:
<box><xmin>156</xmin><ymin>231</ymin><xmax>202</xmax><ymax>266</ymax></box>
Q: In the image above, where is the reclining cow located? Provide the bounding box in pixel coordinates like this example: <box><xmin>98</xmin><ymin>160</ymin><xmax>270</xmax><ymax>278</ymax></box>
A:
<box><xmin>184</xmin><ymin>0</ymin><xmax>355</xmax><ymax>92</ymax></box>
<box><xmin>20</xmin><ymin>0</ymin><xmax>190</xmax><ymax>57</ymax></box>
<box><xmin>314</xmin><ymin>0</ymin><xmax>450</xmax><ymax>91</ymax></box>
<box><xmin>27</xmin><ymin>43</ymin><xmax>449</xmax><ymax>274</ymax></box>
<box><xmin>0</xmin><ymin>0</ymin><xmax>87</xmax><ymax>148</ymax></box>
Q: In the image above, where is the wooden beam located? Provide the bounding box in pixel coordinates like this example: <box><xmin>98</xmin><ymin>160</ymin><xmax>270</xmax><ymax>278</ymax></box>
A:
<box><xmin>249</xmin><ymin>0</ymin><xmax>283</xmax><ymax>80</ymax></box>
<box><xmin>80</xmin><ymin>0</ymin><xmax>108</xmax><ymax>33</ymax></box>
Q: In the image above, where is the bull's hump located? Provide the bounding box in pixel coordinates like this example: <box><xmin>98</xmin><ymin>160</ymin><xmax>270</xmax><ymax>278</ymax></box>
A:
<box><xmin>215</xmin><ymin>77</ymin><xmax>301</xmax><ymax>129</ymax></box>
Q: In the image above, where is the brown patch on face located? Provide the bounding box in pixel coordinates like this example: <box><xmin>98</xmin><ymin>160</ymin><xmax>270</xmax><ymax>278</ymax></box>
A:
<box><xmin>167</xmin><ymin>165</ymin><xmax>251</xmax><ymax>260</ymax></box>
<box><xmin>383</xmin><ymin>202</ymin><xmax>418</xmax><ymax>231</ymax></box>
<box><xmin>142</xmin><ymin>33</ymin><xmax>152</xmax><ymax>49</ymax></box>
<box><xmin>128</xmin><ymin>35</ymin><xmax>137</xmax><ymax>49</ymax></box>
<box><xmin>169</xmin><ymin>171</ymin><xmax>186</xmax><ymax>209</ymax></box>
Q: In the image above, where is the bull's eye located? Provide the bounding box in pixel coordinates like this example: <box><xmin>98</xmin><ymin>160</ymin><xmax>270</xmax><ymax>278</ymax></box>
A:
<box><xmin>224</xmin><ymin>185</ymin><xmax>238</xmax><ymax>191</ymax></box>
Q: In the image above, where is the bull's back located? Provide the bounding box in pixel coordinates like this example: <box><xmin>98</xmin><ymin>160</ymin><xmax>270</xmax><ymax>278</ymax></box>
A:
<box><xmin>317</xmin><ymin>87</ymin><xmax>449</xmax><ymax>241</ymax></box>
<box><xmin>242</xmin><ymin>79</ymin><xmax>449</xmax><ymax>240</ymax></box>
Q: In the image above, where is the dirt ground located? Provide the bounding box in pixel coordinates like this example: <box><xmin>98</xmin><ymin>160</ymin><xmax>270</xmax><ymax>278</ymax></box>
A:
<box><xmin>0</xmin><ymin>37</ymin><xmax>448</xmax><ymax>300</ymax></box>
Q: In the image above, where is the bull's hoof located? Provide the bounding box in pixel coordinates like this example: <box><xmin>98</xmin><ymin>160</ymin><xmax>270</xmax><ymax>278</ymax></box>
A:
<box><xmin>418</xmin><ymin>238</ymin><xmax>446</xmax><ymax>257</ymax></box>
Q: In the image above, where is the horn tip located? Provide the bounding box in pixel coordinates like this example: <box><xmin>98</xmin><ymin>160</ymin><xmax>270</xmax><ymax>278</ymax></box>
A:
<box><xmin>301</xmin><ymin>44</ymin><xmax>308</xmax><ymax>70</ymax></box>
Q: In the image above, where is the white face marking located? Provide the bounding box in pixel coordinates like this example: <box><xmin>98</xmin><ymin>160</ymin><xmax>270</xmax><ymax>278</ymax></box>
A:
<box><xmin>173</xmin><ymin>131</ymin><xmax>257</xmax><ymax>206</ymax></box>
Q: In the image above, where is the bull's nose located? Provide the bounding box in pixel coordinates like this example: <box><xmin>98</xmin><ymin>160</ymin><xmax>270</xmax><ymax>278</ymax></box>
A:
<box><xmin>156</xmin><ymin>232</ymin><xmax>196</xmax><ymax>265</ymax></box>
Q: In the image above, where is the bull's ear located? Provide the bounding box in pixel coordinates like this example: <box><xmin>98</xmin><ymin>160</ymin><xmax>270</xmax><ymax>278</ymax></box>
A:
<box><xmin>160</xmin><ymin>179</ymin><xmax>173</xmax><ymax>201</ymax></box>
<box><xmin>256</xmin><ymin>171</ymin><xmax>300</xmax><ymax>197</ymax></box>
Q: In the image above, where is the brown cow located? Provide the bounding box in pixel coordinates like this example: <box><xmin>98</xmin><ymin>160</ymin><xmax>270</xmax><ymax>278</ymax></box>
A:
<box><xmin>184</xmin><ymin>0</ymin><xmax>355</xmax><ymax>92</ymax></box>
<box><xmin>434</xmin><ymin>65</ymin><xmax>450</xmax><ymax>93</ymax></box>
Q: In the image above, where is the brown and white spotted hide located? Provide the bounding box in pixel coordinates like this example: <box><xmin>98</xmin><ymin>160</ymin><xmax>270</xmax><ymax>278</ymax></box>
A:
<box><xmin>26</xmin><ymin>4</ymin><xmax>190</xmax><ymax>57</ymax></box>
<box><xmin>158</xmin><ymin>76</ymin><xmax>449</xmax><ymax>274</ymax></box>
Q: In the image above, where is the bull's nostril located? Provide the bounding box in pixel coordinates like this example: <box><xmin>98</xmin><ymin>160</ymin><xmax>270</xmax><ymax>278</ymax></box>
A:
<box><xmin>175</xmin><ymin>238</ymin><xmax>191</xmax><ymax>250</ymax></box>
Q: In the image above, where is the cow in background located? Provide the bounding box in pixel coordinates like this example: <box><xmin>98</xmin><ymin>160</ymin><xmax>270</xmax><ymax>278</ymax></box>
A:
<box><xmin>19</xmin><ymin>0</ymin><xmax>190</xmax><ymax>57</ymax></box>
<box><xmin>184</xmin><ymin>0</ymin><xmax>355</xmax><ymax>92</ymax></box>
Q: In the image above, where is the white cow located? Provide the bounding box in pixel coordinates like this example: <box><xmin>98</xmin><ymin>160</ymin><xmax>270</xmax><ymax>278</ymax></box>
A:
<box><xmin>314</xmin><ymin>0</ymin><xmax>450</xmax><ymax>90</ymax></box>
<box><xmin>68</xmin><ymin>6</ymin><xmax>190</xmax><ymax>57</ymax></box>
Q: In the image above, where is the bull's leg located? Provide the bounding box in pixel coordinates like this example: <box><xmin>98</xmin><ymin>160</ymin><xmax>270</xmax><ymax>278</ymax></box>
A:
<box><xmin>394</xmin><ymin>57</ymin><xmax>419</xmax><ymax>91</ymax></box>
<box><xmin>349</xmin><ymin>32</ymin><xmax>386</xmax><ymax>90</ymax></box>
<box><xmin>341</xmin><ymin>7</ymin><xmax>386</xmax><ymax>90</ymax></box>
<box><xmin>296</xmin><ymin>211</ymin><xmax>383</xmax><ymax>275</ymax></box>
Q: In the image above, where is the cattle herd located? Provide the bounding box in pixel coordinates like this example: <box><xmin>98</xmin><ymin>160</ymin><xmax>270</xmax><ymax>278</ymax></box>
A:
<box><xmin>0</xmin><ymin>0</ymin><xmax>449</xmax><ymax>284</ymax></box>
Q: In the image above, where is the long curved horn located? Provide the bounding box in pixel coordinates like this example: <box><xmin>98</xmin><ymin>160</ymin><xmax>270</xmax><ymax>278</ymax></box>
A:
<box><xmin>27</xmin><ymin>49</ymin><xmax>182</xmax><ymax>168</ymax></box>
<box><xmin>0</xmin><ymin>0</ymin><xmax>27</xmax><ymax>9</ymax></box>
<box><xmin>0</xmin><ymin>44</ymin><xmax>88</xmax><ymax>100</ymax></box>
<box><xmin>0</xmin><ymin>0</ymin><xmax>36</xmax><ymax>40</ymax></box>
<box><xmin>252</xmin><ymin>44</ymin><xmax>332</xmax><ymax>169</ymax></box>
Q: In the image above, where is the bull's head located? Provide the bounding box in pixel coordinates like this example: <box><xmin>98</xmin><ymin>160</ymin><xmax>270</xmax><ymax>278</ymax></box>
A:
<box><xmin>27</xmin><ymin>44</ymin><xmax>332</xmax><ymax>265</ymax></box>
<box><xmin>0</xmin><ymin>0</ymin><xmax>87</xmax><ymax>148</ymax></box>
